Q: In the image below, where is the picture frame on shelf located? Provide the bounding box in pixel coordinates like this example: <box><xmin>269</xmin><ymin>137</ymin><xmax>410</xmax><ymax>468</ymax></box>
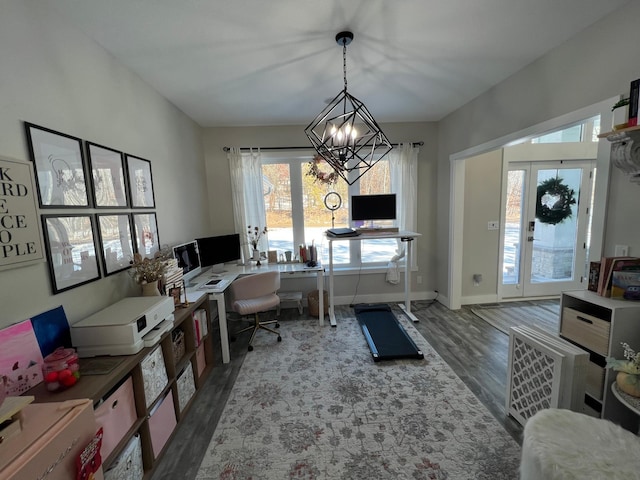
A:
<box><xmin>41</xmin><ymin>214</ymin><xmax>101</xmax><ymax>294</ymax></box>
<box><xmin>24</xmin><ymin>122</ymin><xmax>90</xmax><ymax>208</ymax></box>
<box><xmin>131</xmin><ymin>212</ymin><xmax>160</xmax><ymax>258</ymax></box>
<box><xmin>96</xmin><ymin>213</ymin><xmax>135</xmax><ymax>276</ymax></box>
<box><xmin>126</xmin><ymin>155</ymin><xmax>155</xmax><ymax>208</ymax></box>
<box><xmin>87</xmin><ymin>142</ymin><xmax>128</xmax><ymax>208</ymax></box>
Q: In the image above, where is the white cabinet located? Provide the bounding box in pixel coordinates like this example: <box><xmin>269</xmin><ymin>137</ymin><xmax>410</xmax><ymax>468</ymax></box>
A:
<box><xmin>560</xmin><ymin>290</ymin><xmax>640</xmax><ymax>431</ymax></box>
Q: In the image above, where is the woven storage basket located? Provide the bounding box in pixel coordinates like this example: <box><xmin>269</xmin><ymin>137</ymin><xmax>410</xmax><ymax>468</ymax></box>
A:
<box><xmin>172</xmin><ymin>329</ymin><xmax>185</xmax><ymax>365</ymax></box>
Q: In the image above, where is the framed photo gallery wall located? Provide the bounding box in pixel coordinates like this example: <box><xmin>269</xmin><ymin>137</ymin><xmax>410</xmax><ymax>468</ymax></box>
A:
<box><xmin>23</xmin><ymin>122</ymin><xmax>160</xmax><ymax>293</ymax></box>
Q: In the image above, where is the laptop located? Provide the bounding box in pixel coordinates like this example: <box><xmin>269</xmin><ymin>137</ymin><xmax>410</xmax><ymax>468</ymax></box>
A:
<box><xmin>326</xmin><ymin>228</ymin><xmax>360</xmax><ymax>237</ymax></box>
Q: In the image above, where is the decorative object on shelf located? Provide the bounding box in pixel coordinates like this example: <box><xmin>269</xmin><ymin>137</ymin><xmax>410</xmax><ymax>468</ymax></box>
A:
<box><xmin>600</xmin><ymin>127</ymin><xmax>640</xmax><ymax>184</ymax></box>
<box><xmin>535</xmin><ymin>177</ymin><xmax>576</xmax><ymax>225</ymax></box>
<box><xmin>130</xmin><ymin>248</ymin><xmax>171</xmax><ymax>296</ymax></box>
<box><xmin>304</xmin><ymin>31</ymin><xmax>393</xmax><ymax>186</ymax></box>
<box><xmin>323</xmin><ymin>191</ymin><xmax>342</xmax><ymax>228</ymax></box>
<box><xmin>307</xmin><ymin>155</ymin><xmax>339</xmax><ymax>185</ymax></box>
<box><xmin>606</xmin><ymin>342</ymin><xmax>640</xmax><ymax>397</ymax></box>
<box><xmin>611</xmin><ymin>97</ymin><xmax>630</xmax><ymax>131</ymax></box>
<box><xmin>247</xmin><ymin>225</ymin><xmax>267</xmax><ymax>250</ymax></box>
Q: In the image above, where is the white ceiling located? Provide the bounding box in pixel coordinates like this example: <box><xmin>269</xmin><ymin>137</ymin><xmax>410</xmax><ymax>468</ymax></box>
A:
<box><xmin>50</xmin><ymin>0</ymin><xmax>628</xmax><ymax>127</ymax></box>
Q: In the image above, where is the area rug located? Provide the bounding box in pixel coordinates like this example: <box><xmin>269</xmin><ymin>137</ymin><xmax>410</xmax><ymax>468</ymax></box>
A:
<box><xmin>195</xmin><ymin>307</ymin><xmax>521</xmax><ymax>479</ymax></box>
<box><xmin>470</xmin><ymin>300</ymin><xmax>560</xmax><ymax>335</ymax></box>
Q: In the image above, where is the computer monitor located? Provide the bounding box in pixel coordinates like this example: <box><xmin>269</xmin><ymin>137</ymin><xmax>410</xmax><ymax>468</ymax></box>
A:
<box><xmin>172</xmin><ymin>241</ymin><xmax>202</xmax><ymax>283</ymax></box>
<box><xmin>196</xmin><ymin>233</ymin><xmax>241</xmax><ymax>273</ymax></box>
<box><xmin>351</xmin><ymin>194</ymin><xmax>397</xmax><ymax>222</ymax></box>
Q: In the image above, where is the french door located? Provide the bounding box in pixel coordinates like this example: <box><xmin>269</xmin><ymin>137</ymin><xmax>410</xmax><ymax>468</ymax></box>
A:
<box><xmin>501</xmin><ymin>160</ymin><xmax>594</xmax><ymax>298</ymax></box>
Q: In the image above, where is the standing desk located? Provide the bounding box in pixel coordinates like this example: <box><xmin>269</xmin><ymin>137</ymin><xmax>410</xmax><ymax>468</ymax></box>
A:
<box><xmin>186</xmin><ymin>262</ymin><xmax>325</xmax><ymax>364</ymax></box>
<box><xmin>325</xmin><ymin>230</ymin><xmax>421</xmax><ymax>327</ymax></box>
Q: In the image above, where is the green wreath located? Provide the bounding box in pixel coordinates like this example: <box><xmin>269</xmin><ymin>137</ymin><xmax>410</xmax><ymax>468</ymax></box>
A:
<box><xmin>535</xmin><ymin>178</ymin><xmax>576</xmax><ymax>225</ymax></box>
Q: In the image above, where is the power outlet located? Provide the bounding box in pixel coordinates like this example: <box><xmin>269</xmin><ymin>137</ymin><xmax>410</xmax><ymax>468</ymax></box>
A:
<box><xmin>615</xmin><ymin>244</ymin><xmax>629</xmax><ymax>256</ymax></box>
<box><xmin>488</xmin><ymin>221</ymin><xmax>499</xmax><ymax>230</ymax></box>
<box><xmin>417</xmin><ymin>275</ymin><xmax>423</xmax><ymax>285</ymax></box>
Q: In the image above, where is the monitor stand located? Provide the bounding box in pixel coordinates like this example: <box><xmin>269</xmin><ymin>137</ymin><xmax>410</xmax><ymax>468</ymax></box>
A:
<box><xmin>210</xmin><ymin>264</ymin><xmax>227</xmax><ymax>275</ymax></box>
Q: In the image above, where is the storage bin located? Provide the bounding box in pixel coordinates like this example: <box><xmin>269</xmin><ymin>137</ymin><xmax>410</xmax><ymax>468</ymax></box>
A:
<box><xmin>148</xmin><ymin>391</ymin><xmax>177</xmax><ymax>458</ymax></box>
<box><xmin>104</xmin><ymin>433</ymin><xmax>143</xmax><ymax>480</ymax></box>
<box><xmin>140</xmin><ymin>345</ymin><xmax>168</xmax><ymax>408</ymax></box>
<box><xmin>196</xmin><ymin>344</ymin><xmax>206</xmax><ymax>378</ymax></box>
<box><xmin>561</xmin><ymin>307</ymin><xmax>610</xmax><ymax>356</ymax></box>
<box><xmin>585</xmin><ymin>360</ymin><xmax>605</xmax><ymax>401</ymax></box>
<box><xmin>176</xmin><ymin>365</ymin><xmax>196</xmax><ymax>412</ymax></box>
<box><xmin>172</xmin><ymin>328</ymin><xmax>185</xmax><ymax>365</ymax></box>
<box><xmin>94</xmin><ymin>376</ymin><xmax>138</xmax><ymax>460</ymax></box>
<box><xmin>307</xmin><ymin>290</ymin><xmax>328</xmax><ymax>318</ymax></box>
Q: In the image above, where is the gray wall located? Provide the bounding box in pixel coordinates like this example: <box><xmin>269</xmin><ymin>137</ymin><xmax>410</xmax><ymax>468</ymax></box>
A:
<box><xmin>437</xmin><ymin>2</ymin><xmax>640</xmax><ymax>300</ymax></box>
<box><xmin>0</xmin><ymin>0</ymin><xmax>208</xmax><ymax>328</ymax></box>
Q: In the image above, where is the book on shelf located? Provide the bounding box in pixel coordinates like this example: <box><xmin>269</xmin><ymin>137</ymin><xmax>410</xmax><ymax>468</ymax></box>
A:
<box><xmin>587</xmin><ymin>261</ymin><xmax>600</xmax><ymax>292</ymax></box>
<box><xmin>610</xmin><ymin>271</ymin><xmax>640</xmax><ymax>300</ymax></box>
<box><xmin>597</xmin><ymin>256</ymin><xmax>640</xmax><ymax>297</ymax></box>
<box><xmin>629</xmin><ymin>78</ymin><xmax>640</xmax><ymax>127</ymax></box>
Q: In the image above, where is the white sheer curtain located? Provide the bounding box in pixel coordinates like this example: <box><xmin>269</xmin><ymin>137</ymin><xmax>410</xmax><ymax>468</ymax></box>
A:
<box><xmin>386</xmin><ymin>143</ymin><xmax>419</xmax><ymax>282</ymax></box>
<box><xmin>227</xmin><ymin>147</ymin><xmax>267</xmax><ymax>263</ymax></box>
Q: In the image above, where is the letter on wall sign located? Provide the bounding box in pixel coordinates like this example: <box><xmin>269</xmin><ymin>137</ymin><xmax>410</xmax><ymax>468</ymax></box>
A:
<box><xmin>0</xmin><ymin>157</ymin><xmax>44</xmax><ymax>270</ymax></box>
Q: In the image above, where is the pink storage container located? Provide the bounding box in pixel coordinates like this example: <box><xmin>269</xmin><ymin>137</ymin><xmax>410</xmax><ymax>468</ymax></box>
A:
<box><xmin>196</xmin><ymin>344</ymin><xmax>206</xmax><ymax>378</ymax></box>
<box><xmin>94</xmin><ymin>376</ymin><xmax>138</xmax><ymax>460</ymax></box>
<box><xmin>148</xmin><ymin>392</ymin><xmax>176</xmax><ymax>458</ymax></box>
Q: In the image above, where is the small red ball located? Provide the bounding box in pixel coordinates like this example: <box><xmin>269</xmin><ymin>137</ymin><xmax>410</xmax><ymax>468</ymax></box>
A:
<box><xmin>44</xmin><ymin>371</ymin><xmax>59</xmax><ymax>383</ymax></box>
<box><xmin>61</xmin><ymin>374</ymin><xmax>77</xmax><ymax>387</ymax></box>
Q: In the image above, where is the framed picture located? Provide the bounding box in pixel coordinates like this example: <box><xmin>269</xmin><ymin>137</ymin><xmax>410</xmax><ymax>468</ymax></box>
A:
<box><xmin>24</xmin><ymin>123</ymin><xmax>90</xmax><ymax>208</ymax></box>
<box><xmin>96</xmin><ymin>214</ymin><xmax>135</xmax><ymax>275</ymax></box>
<box><xmin>87</xmin><ymin>142</ymin><xmax>128</xmax><ymax>208</ymax></box>
<box><xmin>41</xmin><ymin>214</ymin><xmax>101</xmax><ymax>294</ymax></box>
<box><xmin>168</xmin><ymin>286</ymin><xmax>182</xmax><ymax>307</ymax></box>
<box><xmin>126</xmin><ymin>155</ymin><xmax>155</xmax><ymax>208</ymax></box>
<box><xmin>132</xmin><ymin>212</ymin><xmax>160</xmax><ymax>258</ymax></box>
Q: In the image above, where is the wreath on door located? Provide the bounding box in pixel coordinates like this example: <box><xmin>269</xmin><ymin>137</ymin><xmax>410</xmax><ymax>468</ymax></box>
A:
<box><xmin>535</xmin><ymin>177</ymin><xmax>576</xmax><ymax>225</ymax></box>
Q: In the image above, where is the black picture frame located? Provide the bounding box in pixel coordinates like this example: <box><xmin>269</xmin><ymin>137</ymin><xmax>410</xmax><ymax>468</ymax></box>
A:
<box><xmin>87</xmin><ymin>142</ymin><xmax>128</xmax><ymax>208</ymax></box>
<box><xmin>24</xmin><ymin>122</ymin><xmax>90</xmax><ymax>208</ymax></box>
<box><xmin>41</xmin><ymin>214</ymin><xmax>101</xmax><ymax>294</ymax></box>
<box><xmin>126</xmin><ymin>155</ymin><xmax>156</xmax><ymax>208</ymax></box>
<box><xmin>96</xmin><ymin>213</ymin><xmax>135</xmax><ymax>275</ymax></box>
<box><xmin>131</xmin><ymin>212</ymin><xmax>160</xmax><ymax>258</ymax></box>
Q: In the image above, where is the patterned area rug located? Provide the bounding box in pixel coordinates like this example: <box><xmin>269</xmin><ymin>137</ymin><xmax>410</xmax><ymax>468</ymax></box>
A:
<box><xmin>196</xmin><ymin>307</ymin><xmax>521</xmax><ymax>479</ymax></box>
<box><xmin>470</xmin><ymin>300</ymin><xmax>560</xmax><ymax>335</ymax></box>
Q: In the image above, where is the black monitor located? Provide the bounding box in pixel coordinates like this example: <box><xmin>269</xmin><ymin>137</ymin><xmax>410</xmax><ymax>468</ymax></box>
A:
<box><xmin>196</xmin><ymin>234</ymin><xmax>241</xmax><ymax>272</ymax></box>
<box><xmin>172</xmin><ymin>240</ymin><xmax>201</xmax><ymax>283</ymax></box>
<box><xmin>351</xmin><ymin>194</ymin><xmax>397</xmax><ymax>222</ymax></box>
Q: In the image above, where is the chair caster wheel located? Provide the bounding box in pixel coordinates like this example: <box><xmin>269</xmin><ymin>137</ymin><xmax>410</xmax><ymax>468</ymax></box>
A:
<box><xmin>277</xmin><ymin>336</ymin><xmax>282</xmax><ymax>342</ymax></box>
<box><xmin>275</xmin><ymin>322</ymin><xmax>280</xmax><ymax>328</ymax></box>
<box><xmin>248</xmin><ymin>345</ymin><xmax>254</xmax><ymax>351</ymax></box>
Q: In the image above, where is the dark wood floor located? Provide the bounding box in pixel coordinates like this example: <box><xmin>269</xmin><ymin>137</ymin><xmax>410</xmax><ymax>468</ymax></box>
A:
<box><xmin>150</xmin><ymin>300</ymin><xmax>527</xmax><ymax>480</ymax></box>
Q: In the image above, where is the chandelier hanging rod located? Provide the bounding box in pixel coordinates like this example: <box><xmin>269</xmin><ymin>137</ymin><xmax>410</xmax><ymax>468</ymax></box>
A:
<box><xmin>223</xmin><ymin>142</ymin><xmax>423</xmax><ymax>153</ymax></box>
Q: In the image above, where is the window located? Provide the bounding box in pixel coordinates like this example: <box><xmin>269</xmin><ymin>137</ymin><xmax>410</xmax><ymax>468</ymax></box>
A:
<box><xmin>262</xmin><ymin>152</ymin><xmax>399</xmax><ymax>267</ymax></box>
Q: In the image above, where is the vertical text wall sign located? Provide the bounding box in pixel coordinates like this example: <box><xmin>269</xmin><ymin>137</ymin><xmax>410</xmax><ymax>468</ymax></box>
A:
<box><xmin>0</xmin><ymin>156</ymin><xmax>44</xmax><ymax>270</ymax></box>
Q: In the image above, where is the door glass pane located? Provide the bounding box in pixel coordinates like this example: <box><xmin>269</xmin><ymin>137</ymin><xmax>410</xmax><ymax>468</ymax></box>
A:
<box><xmin>503</xmin><ymin>170</ymin><xmax>525</xmax><ymax>285</ymax></box>
<box><xmin>263</xmin><ymin>163</ymin><xmax>294</xmax><ymax>255</ymax></box>
<box><xmin>530</xmin><ymin>168</ymin><xmax>581</xmax><ymax>283</ymax></box>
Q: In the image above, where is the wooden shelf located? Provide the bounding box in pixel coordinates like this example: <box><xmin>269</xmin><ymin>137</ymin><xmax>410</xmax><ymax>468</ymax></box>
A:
<box><xmin>598</xmin><ymin>125</ymin><xmax>640</xmax><ymax>138</ymax></box>
<box><xmin>23</xmin><ymin>292</ymin><xmax>214</xmax><ymax>477</ymax></box>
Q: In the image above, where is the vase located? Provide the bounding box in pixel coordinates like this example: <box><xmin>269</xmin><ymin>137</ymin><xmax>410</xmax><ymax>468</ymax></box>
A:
<box><xmin>612</xmin><ymin>104</ymin><xmax>629</xmax><ymax>131</ymax></box>
<box><xmin>252</xmin><ymin>249</ymin><xmax>260</xmax><ymax>261</ymax></box>
<box><xmin>616</xmin><ymin>371</ymin><xmax>640</xmax><ymax>397</ymax></box>
<box><xmin>141</xmin><ymin>280</ymin><xmax>161</xmax><ymax>296</ymax></box>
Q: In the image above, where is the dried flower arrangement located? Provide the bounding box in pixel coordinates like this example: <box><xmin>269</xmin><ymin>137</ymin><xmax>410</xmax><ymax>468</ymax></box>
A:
<box><xmin>247</xmin><ymin>225</ymin><xmax>268</xmax><ymax>249</ymax></box>
<box><xmin>130</xmin><ymin>247</ymin><xmax>172</xmax><ymax>284</ymax></box>
<box><xmin>607</xmin><ymin>342</ymin><xmax>640</xmax><ymax>374</ymax></box>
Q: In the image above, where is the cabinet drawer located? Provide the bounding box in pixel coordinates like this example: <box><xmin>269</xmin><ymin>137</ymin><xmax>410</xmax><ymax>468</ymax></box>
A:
<box><xmin>95</xmin><ymin>376</ymin><xmax>137</xmax><ymax>460</ymax></box>
<box><xmin>176</xmin><ymin>365</ymin><xmax>196</xmax><ymax>412</ymax></box>
<box><xmin>140</xmin><ymin>345</ymin><xmax>168</xmax><ymax>408</ymax></box>
<box><xmin>148</xmin><ymin>392</ymin><xmax>176</xmax><ymax>459</ymax></box>
<box><xmin>561</xmin><ymin>307</ymin><xmax>610</xmax><ymax>356</ymax></box>
<box><xmin>585</xmin><ymin>361</ymin><xmax>605</xmax><ymax>401</ymax></box>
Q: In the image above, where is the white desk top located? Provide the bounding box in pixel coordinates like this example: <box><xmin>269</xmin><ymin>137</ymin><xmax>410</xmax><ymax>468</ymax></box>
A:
<box><xmin>326</xmin><ymin>230</ymin><xmax>421</xmax><ymax>240</ymax></box>
<box><xmin>188</xmin><ymin>261</ymin><xmax>324</xmax><ymax>294</ymax></box>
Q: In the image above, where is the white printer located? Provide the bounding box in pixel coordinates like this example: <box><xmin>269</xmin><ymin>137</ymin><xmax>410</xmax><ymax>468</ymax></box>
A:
<box><xmin>71</xmin><ymin>296</ymin><xmax>175</xmax><ymax>357</ymax></box>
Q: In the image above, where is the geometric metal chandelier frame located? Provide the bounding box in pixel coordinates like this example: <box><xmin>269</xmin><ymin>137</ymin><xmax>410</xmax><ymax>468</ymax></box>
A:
<box><xmin>304</xmin><ymin>31</ymin><xmax>393</xmax><ymax>185</ymax></box>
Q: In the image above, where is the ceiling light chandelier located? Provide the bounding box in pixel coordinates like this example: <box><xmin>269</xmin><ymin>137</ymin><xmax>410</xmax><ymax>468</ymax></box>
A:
<box><xmin>304</xmin><ymin>31</ymin><xmax>393</xmax><ymax>185</ymax></box>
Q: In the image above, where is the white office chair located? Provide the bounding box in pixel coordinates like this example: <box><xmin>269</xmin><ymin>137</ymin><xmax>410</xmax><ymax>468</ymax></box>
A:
<box><xmin>228</xmin><ymin>271</ymin><xmax>281</xmax><ymax>351</ymax></box>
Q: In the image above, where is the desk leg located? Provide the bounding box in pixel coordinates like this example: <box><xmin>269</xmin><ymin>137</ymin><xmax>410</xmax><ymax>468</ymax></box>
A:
<box><xmin>398</xmin><ymin>237</ymin><xmax>418</xmax><ymax>323</ymax></box>
<box><xmin>328</xmin><ymin>239</ymin><xmax>336</xmax><ymax>327</ymax></box>
<box><xmin>317</xmin><ymin>269</ymin><xmax>324</xmax><ymax>327</ymax></box>
<box><xmin>213</xmin><ymin>292</ymin><xmax>230</xmax><ymax>363</ymax></box>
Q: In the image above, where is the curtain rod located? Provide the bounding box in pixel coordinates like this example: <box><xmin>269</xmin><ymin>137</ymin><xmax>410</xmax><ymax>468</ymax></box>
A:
<box><xmin>222</xmin><ymin>141</ymin><xmax>423</xmax><ymax>152</ymax></box>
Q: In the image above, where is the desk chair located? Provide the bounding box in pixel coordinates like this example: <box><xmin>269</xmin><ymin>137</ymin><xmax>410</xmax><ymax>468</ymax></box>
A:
<box><xmin>228</xmin><ymin>271</ymin><xmax>281</xmax><ymax>351</ymax></box>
